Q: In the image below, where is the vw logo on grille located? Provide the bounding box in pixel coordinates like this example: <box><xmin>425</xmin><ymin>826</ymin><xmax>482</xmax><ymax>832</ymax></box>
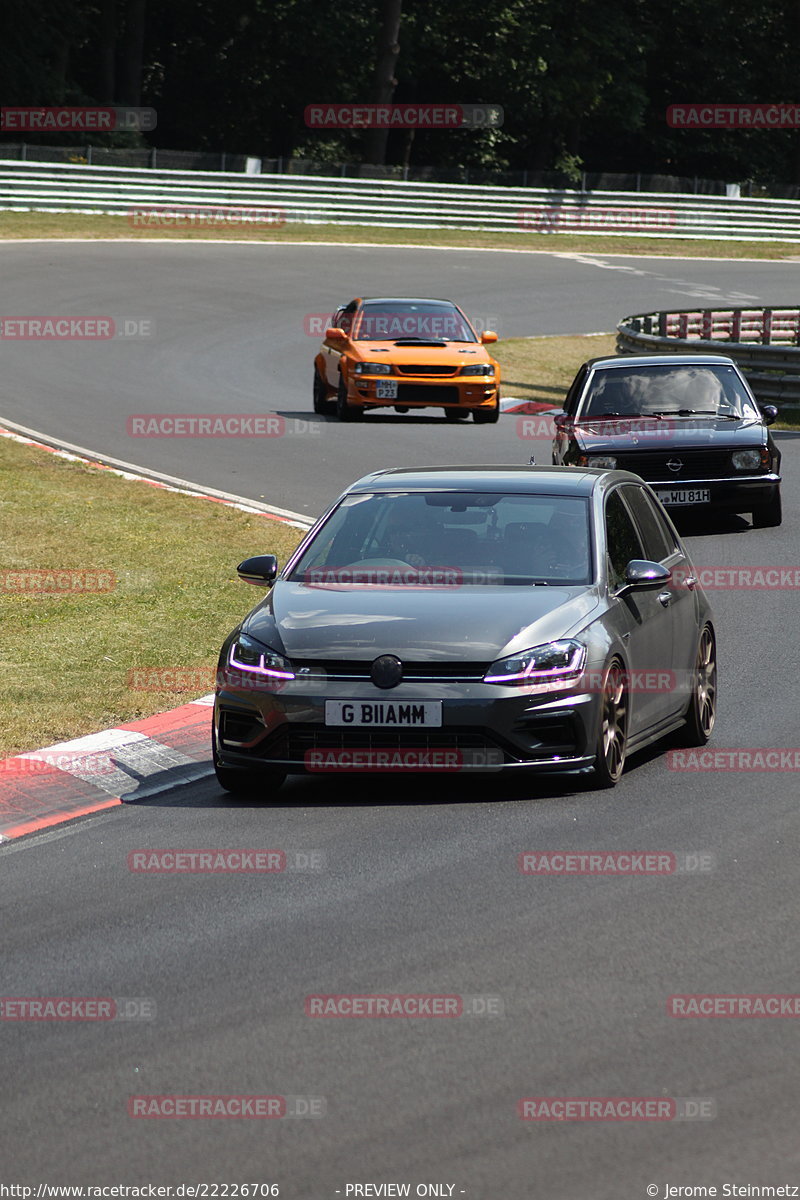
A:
<box><xmin>371</xmin><ymin>655</ymin><xmax>403</xmax><ymax>689</ymax></box>
<box><xmin>666</xmin><ymin>458</ymin><xmax>683</xmax><ymax>473</ymax></box>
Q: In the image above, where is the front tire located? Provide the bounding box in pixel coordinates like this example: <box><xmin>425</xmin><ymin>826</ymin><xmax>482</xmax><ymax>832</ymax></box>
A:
<box><xmin>752</xmin><ymin>492</ymin><xmax>782</xmax><ymax>528</ymax></box>
<box><xmin>677</xmin><ymin>625</ymin><xmax>717</xmax><ymax>747</ymax></box>
<box><xmin>313</xmin><ymin>368</ymin><xmax>334</xmax><ymax>415</ymax></box>
<box><xmin>592</xmin><ymin>660</ymin><xmax>628</xmax><ymax>788</ymax></box>
<box><xmin>337</xmin><ymin>375</ymin><xmax>361</xmax><ymax>422</ymax></box>
<box><xmin>213</xmin><ymin>731</ymin><xmax>285</xmax><ymax>797</ymax></box>
<box><xmin>473</xmin><ymin>400</ymin><xmax>499</xmax><ymax>425</ymax></box>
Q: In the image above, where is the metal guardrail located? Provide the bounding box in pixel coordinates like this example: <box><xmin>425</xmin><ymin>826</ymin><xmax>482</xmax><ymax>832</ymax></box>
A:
<box><xmin>5</xmin><ymin>160</ymin><xmax>800</xmax><ymax>239</ymax></box>
<box><xmin>616</xmin><ymin>308</ymin><xmax>800</xmax><ymax>405</ymax></box>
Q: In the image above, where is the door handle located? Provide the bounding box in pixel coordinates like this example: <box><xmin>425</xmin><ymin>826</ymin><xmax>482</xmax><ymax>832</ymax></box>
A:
<box><xmin>658</xmin><ymin>591</ymin><xmax>671</xmax><ymax>607</ymax></box>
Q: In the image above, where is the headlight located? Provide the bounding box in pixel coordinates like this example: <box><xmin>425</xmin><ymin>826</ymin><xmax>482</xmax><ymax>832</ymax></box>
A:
<box><xmin>586</xmin><ymin>455</ymin><xmax>617</xmax><ymax>468</ymax></box>
<box><xmin>228</xmin><ymin>634</ymin><xmax>295</xmax><ymax>680</ymax></box>
<box><xmin>732</xmin><ymin>448</ymin><xmax>767</xmax><ymax>470</ymax></box>
<box><xmin>354</xmin><ymin>362</ymin><xmax>393</xmax><ymax>375</ymax></box>
<box><xmin>461</xmin><ymin>363</ymin><xmax>495</xmax><ymax>376</ymax></box>
<box><xmin>483</xmin><ymin>639</ymin><xmax>586</xmax><ymax>685</ymax></box>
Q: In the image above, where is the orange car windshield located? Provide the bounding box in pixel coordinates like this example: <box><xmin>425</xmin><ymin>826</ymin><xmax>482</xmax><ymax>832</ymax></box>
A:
<box><xmin>353</xmin><ymin>303</ymin><xmax>477</xmax><ymax>343</ymax></box>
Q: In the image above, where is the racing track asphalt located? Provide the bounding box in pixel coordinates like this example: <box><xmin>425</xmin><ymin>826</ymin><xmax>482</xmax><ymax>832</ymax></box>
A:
<box><xmin>2</xmin><ymin>242</ymin><xmax>800</xmax><ymax>1194</ymax></box>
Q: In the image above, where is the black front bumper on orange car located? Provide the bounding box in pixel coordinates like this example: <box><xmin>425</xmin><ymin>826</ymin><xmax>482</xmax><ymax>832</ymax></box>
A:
<box><xmin>350</xmin><ymin>376</ymin><xmax>498</xmax><ymax>410</ymax></box>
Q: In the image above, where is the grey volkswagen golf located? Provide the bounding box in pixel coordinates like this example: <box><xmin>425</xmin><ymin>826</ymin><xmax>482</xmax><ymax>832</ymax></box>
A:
<box><xmin>213</xmin><ymin>466</ymin><xmax>716</xmax><ymax>793</ymax></box>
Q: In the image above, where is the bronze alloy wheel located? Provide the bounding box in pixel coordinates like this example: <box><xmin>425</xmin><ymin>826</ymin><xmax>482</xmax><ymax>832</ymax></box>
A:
<box><xmin>594</xmin><ymin>661</ymin><xmax>628</xmax><ymax>787</ymax></box>
<box><xmin>680</xmin><ymin>625</ymin><xmax>717</xmax><ymax>746</ymax></box>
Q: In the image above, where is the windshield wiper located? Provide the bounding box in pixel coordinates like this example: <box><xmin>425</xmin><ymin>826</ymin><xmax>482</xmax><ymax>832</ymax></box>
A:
<box><xmin>651</xmin><ymin>408</ymin><xmax>721</xmax><ymax>416</ymax></box>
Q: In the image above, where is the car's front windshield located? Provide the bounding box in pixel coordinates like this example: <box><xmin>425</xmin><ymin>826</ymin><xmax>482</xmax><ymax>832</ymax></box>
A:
<box><xmin>353</xmin><ymin>302</ymin><xmax>478</xmax><ymax>343</ymax></box>
<box><xmin>579</xmin><ymin>363</ymin><xmax>760</xmax><ymax>420</ymax></box>
<box><xmin>289</xmin><ymin>491</ymin><xmax>593</xmax><ymax>586</ymax></box>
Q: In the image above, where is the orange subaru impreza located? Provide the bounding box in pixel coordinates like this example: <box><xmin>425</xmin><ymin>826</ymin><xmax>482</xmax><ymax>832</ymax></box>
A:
<box><xmin>313</xmin><ymin>296</ymin><xmax>500</xmax><ymax>423</ymax></box>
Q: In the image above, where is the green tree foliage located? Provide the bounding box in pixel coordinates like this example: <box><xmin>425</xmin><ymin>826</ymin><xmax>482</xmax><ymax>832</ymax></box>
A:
<box><xmin>1</xmin><ymin>0</ymin><xmax>798</xmax><ymax>185</ymax></box>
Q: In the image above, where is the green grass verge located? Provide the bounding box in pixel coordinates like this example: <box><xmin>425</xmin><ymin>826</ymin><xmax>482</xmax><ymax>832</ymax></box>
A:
<box><xmin>495</xmin><ymin>333</ymin><xmax>617</xmax><ymax>405</ymax></box>
<box><xmin>1</xmin><ymin>210</ymin><xmax>799</xmax><ymax>259</ymax></box>
<box><xmin>0</xmin><ymin>436</ymin><xmax>304</xmax><ymax>757</ymax></box>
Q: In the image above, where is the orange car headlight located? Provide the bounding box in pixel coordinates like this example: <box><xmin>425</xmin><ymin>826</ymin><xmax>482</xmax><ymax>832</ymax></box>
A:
<box><xmin>353</xmin><ymin>362</ymin><xmax>392</xmax><ymax>375</ymax></box>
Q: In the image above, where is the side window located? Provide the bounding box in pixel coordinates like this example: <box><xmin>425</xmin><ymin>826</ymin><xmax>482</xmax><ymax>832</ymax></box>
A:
<box><xmin>620</xmin><ymin>485</ymin><xmax>673</xmax><ymax>562</ymax></box>
<box><xmin>330</xmin><ymin>308</ymin><xmax>344</xmax><ymax>330</ymax></box>
<box><xmin>563</xmin><ymin>365</ymin><xmax>587</xmax><ymax>417</ymax></box>
<box><xmin>605</xmin><ymin>490</ymin><xmax>644</xmax><ymax>589</ymax></box>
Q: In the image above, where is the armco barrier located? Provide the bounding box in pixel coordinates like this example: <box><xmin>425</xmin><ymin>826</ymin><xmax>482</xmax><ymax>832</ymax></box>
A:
<box><xmin>5</xmin><ymin>159</ymin><xmax>800</xmax><ymax>239</ymax></box>
<box><xmin>616</xmin><ymin>308</ymin><xmax>800</xmax><ymax>405</ymax></box>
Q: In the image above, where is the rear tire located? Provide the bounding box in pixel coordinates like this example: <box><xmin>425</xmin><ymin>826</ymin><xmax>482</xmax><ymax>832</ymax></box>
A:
<box><xmin>677</xmin><ymin>625</ymin><xmax>717</xmax><ymax>747</ymax></box>
<box><xmin>591</xmin><ymin>660</ymin><xmax>628</xmax><ymax>788</ymax></box>
<box><xmin>752</xmin><ymin>492</ymin><xmax>782</xmax><ymax>528</ymax></box>
<box><xmin>445</xmin><ymin>409</ymin><xmax>469</xmax><ymax>421</ymax></box>
<box><xmin>313</xmin><ymin>369</ymin><xmax>334</xmax><ymax>415</ymax></box>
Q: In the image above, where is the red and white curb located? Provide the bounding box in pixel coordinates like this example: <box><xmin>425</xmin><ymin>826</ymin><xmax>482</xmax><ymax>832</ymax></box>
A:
<box><xmin>0</xmin><ymin>419</ymin><xmax>311</xmax><ymax>842</ymax></box>
<box><xmin>0</xmin><ymin>697</ymin><xmax>215</xmax><ymax>843</ymax></box>
<box><xmin>0</xmin><ymin>417</ymin><xmax>313</xmax><ymax>529</ymax></box>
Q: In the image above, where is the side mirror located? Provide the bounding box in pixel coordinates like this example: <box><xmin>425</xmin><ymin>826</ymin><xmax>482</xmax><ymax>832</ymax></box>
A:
<box><xmin>618</xmin><ymin>559</ymin><xmax>671</xmax><ymax>594</ymax></box>
<box><xmin>553</xmin><ymin>411</ymin><xmax>571</xmax><ymax>429</ymax></box>
<box><xmin>325</xmin><ymin>327</ymin><xmax>347</xmax><ymax>342</ymax></box>
<box><xmin>237</xmin><ymin>554</ymin><xmax>279</xmax><ymax>586</ymax></box>
<box><xmin>760</xmin><ymin>404</ymin><xmax>778</xmax><ymax>426</ymax></box>
<box><xmin>480</xmin><ymin>331</ymin><xmax>498</xmax><ymax>344</ymax></box>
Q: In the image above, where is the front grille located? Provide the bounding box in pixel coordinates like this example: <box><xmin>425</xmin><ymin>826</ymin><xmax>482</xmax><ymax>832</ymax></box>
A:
<box><xmin>293</xmin><ymin>659</ymin><xmax>489</xmax><ymax>681</ymax></box>
<box><xmin>287</xmin><ymin>727</ymin><xmax>496</xmax><ymax>754</ymax></box>
<box><xmin>396</xmin><ymin>384</ymin><xmax>460</xmax><ymax>405</ymax></box>
<box><xmin>613</xmin><ymin>449</ymin><xmax>733</xmax><ymax>480</ymax></box>
<box><xmin>396</xmin><ymin>364</ymin><xmax>458</xmax><ymax>376</ymax></box>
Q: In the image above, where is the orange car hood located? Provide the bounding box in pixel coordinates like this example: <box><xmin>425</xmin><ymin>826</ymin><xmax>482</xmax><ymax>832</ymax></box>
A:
<box><xmin>351</xmin><ymin>341</ymin><xmax>495</xmax><ymax>365</ymax></box>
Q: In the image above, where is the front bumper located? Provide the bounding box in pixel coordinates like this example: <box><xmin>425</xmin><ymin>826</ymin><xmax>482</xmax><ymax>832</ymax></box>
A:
<box><xmin>647</xmin><ymin>474</ymin><xmax>780</xmax><ymax>512</ymax></box>
<box><xmin>214</xmin><ymin>676</ymin><xmax>598</xmax><ymax>775</ymax></box>
<box><xmin>348</xmin><ymin>375</ymin><xmax>499</xmax><ymax>411</ymax></box>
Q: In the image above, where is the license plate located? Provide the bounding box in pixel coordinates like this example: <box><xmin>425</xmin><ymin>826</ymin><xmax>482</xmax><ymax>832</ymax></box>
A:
<box><xmin>376</xmin><ymin>380</ymin><xmax>398</xmax><ymax>399</ymax></box>
<box><xmin>655</xmin><ymin>487</ymin><xmax>711</xmax><ymax>506</ymax></box>
<box><xmin>325</xmin><ymin>700</ymin><xmax>442</xmax><ymax>727</ymax></box>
